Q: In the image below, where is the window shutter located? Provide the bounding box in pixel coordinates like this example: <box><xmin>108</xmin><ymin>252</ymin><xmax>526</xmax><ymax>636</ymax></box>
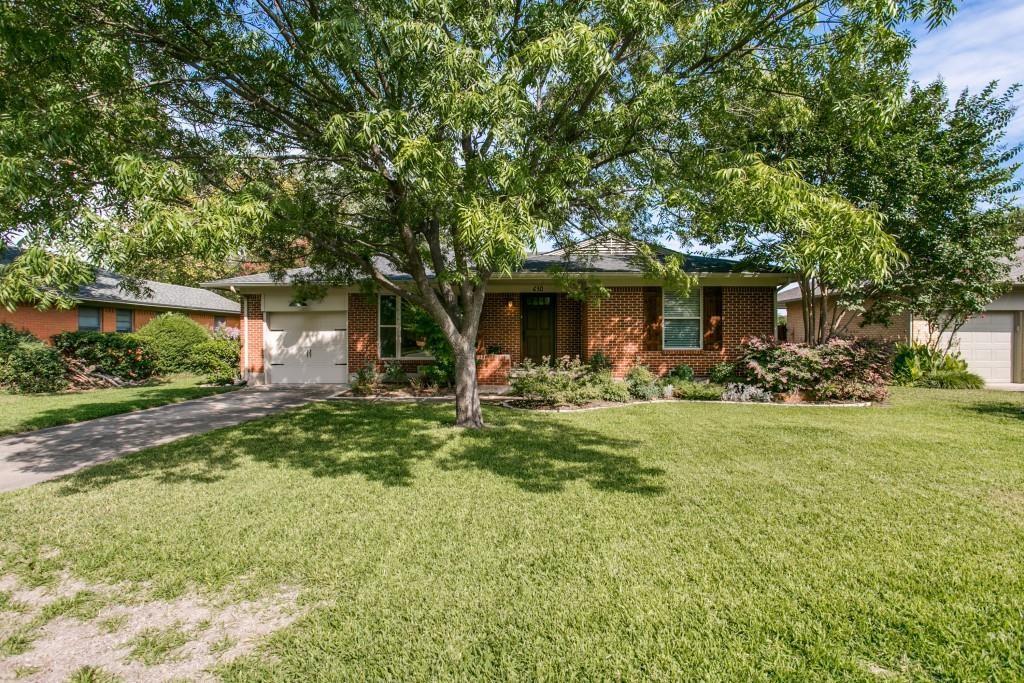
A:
<box><xmin>703</xmin><ymin>287</ymin><xmax>723</xmax><ymax>351</ymax></box>
<box><xmin>643</xmin><ymin>287</ymin><xmax>662</xmax><ymax>351</ymax></box>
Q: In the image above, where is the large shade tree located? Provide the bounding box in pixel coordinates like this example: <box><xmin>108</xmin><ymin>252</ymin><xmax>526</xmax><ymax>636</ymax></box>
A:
<box><xmin>1</xmin><ymin>0</ymin><xmax>950</xmax><ymax>425</ymax></box>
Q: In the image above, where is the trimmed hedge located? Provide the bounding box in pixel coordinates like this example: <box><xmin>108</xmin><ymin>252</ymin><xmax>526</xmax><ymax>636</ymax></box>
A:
<box><xmin>52</xmin><ymin>331</ymin><xmax>156</xmax><ymax>381</ymax></box>
<box><xmin>136</xmin><ymin>313</ymin><xmax>211</xmax><ymax>373</ymax></box>
<box><xmin>0</xmin><ymin>341</ymin><xmax>68</xmax><ymax>393</ymax></box>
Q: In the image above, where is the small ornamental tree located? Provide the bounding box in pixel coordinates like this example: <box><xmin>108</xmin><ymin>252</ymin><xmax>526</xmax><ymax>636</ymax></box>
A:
<box><xmin>1</xmin><ymin>0</ymin><xmax>952</xmax><ymax>425</ymax></box>
<box><xmin>848</xmin><ymin>84</ymin><xmax>1023</xmax><ymax>350</ymax></box>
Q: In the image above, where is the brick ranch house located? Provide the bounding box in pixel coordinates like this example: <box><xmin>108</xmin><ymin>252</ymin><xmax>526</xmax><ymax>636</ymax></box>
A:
<box><xmin>202</xmin><ymin>237</ymin><xmax>791</xmax><ymax>385</ymax></box>
<box><xmin>778</xmin><ymin>237</ymin><xmax>1024</xmax><ymax>385</ymax></box>
<box><xmin>0</xmin><ymin>258</ymin><xmax>240</xmax><ymax>340</ymax></box>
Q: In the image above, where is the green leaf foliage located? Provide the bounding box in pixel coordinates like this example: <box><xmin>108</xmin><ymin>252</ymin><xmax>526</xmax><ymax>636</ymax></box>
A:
<box><xmin>51</xmin><ymin>331</ymin><xmax>156</xmax><ymax>380</ymax></box>
<box><xmin>135</xmin><ymin>313</ymin><xmax>210</xmax><ymax>374</ymax></box>
<box><xmin>0</xmin><ymin>342</ymin><xmax>68</xmax><ymax>393</ymax></box>
<box><xmin>0</xmin><ymin>0</ymin><xmax>958</xmax><ymax>421</ymax></box>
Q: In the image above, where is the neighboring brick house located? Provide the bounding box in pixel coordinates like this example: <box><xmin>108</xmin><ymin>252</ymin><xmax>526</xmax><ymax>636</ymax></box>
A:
<box><xmin>778</xmin><ymin>237</ymin><xmax>1024</xmax><ymax>385</ymax></box>
<box><xmin>1</xmin><ymin>267</ymin><xmax>240</xmax><ymax>342</ymax></box>
<box><xmin>203</xmin><ymin>236</ymin><xmax>790</xmax><ymax>385</ymax></box>
<box><xmin>778</xmin><ymin>286</ymin><xmax>912</xmax><ymax>344</ymax></box>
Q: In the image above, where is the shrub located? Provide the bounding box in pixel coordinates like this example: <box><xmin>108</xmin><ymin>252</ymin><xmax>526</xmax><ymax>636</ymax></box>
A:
<box><xmin>722</xmin><ymin>383</ymin><xmax>772</xmax><ymax>403</ymax></box>
<box><xmin>352</xmin><ymin>364</ymin><xmax>381</xmax><ymax>395</ymax></box>
<box><xmin>814</xmin><ymin>379</ymin><xmax>888</xmax><ymax>402</ymax></box>
<box><xmin>136</xmin><ymin>313</ymin><xmax>211</xmax><ymax>373</ymax></box>
<box><xmin>892</xmin><ymin>343</ymin><xmax>981</xmax><ymax>390</ymax></box>
<box><xmin>588</xmin><ymin>351</ymin><xmax>612</xmax><ymax>373</ymax></box>
<box><xmin>418</xmin><ymin>364</ymin><xmax>451</xmax><ymax>388</ymax></box>
<box><xmin>665</xmin><ymin>364</ymin><xmax>694</xmax><ymax>381</ymax></box>
<box><xmin>735</xmin><ymin>337</ymin><xmax>893</xmax><ymax>402</ymax></box>
<box><xmin>0</xmin><ymin>324</ymin><xmax>38</xmax><ymax>360</ymax></box>
<box><xmin>668</xmin><ymin>380</ymin><xmax>724</xmax><ymax>401</ymax></box>
<box><xmin>189</xmin><ymin>338</ymin><xmax>240</xmax><ymax>384</ymax></box>
<box><xmin>51</xmin><ymin>331</ymin><xmax>157</xmax><ymax>381</ymax></box>
<box><xmin>0</xmin><ymin>341</ymin><xmax>68</xmax><ymax>393</ymax></box>
<box><xmin>383</xmin><ymin>361</ymin><xmax>407</xmax><ymax>383</ymax></box>
<box><xmin>708</xmin><ymin>362</ymin><xmax>737</xmax><ymax>385</ymax></box>
<box><xmin>625</xmin><ymin>364</ymin><xmax>659</xmax><ymax>400</ymax></box>
<box><xmin>595</xmin><ymin>374</ymin><xmax>632</xmax><ymax>402</ymax></box>
<box><xmin>916</xmin><ymin>369</ymin><xmax>985</xmax><ymax>390</ymax></box>
<box><xmin>510</xmin><ymin>357</ymin><xmax>631</xmax><ymax>406</ymax></box>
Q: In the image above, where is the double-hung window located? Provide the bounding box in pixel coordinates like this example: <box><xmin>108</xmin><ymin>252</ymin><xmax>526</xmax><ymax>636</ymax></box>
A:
<box><xmin>115</xmin><ymin>309</ymin><xmax>133</xmax><ymax>332</ymax></box>
<box><xmin>78</xmin><ymin>307</ymin><xmax>101</xmax><ymax>332</ymax></box>
<box><xmin>378</xmin><ymin>295</ymin><xmax>431</xmax><ymax>359</ymax></box>
<box><xmin>663</xmin><ymin>287</ymin><xmax>702</xmax><ymax>350</ymax></box>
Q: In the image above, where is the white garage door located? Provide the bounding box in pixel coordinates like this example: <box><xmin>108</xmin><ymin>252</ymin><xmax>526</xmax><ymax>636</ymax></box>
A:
<box><xmin>266</xmin><ymin>311</ymin><xmax>348</xmax><ymax>383</ymax></box>
<box><xmin>953</xmin><ymin>313</ymin><xmax>1013</xmax><ymax>384</ymax></box>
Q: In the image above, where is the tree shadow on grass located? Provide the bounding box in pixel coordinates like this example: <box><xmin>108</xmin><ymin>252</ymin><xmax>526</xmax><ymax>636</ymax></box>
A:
<box><xmin>56</xmin><ymin>402</ymin><xmax>664</xmax><ymax>496</ymax></box>
<box><xmin>961</xmin><ymin>400</ymin><xmax>1024</xmax><ymax>422</ymax></box>
<box><xmin>5</xmin><ymin>381</ymin><xmax>237</xmax><ymax>437</ymax></box>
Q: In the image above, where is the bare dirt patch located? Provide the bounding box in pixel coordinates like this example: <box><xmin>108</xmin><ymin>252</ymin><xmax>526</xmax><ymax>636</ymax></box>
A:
<box><xmin>0</xmin><ymin>573</ymin><xmax>303</xmax><ymax>682</ymax></box>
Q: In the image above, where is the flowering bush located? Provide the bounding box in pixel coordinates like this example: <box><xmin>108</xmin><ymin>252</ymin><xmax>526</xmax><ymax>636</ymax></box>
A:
<box><xmin>212</xmin><ymin>324</ymin><xmax>241</xmax><ymax>341</ymax></box>
<box><xmin>735</xmin><ymin>337</ymin><xmax>893</xmax><ymax>402</ymax></box>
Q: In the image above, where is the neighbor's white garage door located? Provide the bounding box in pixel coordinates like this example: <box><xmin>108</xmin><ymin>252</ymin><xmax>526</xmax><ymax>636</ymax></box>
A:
<box><xmin>953</xmin><ymin>313</ymin><xmax>1013</xmax><ymax>384</ymax></box>
<box><xmin>266</xmin><ymin>311</ymin><xmax>348</xmax><ymax>383</ymax></box>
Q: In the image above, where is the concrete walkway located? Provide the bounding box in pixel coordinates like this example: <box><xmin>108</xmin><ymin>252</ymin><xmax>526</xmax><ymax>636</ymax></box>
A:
<box><xmin>0</xmin><ymin>385</ymin><xmax>337</xmax><ymax>493</ymax></box>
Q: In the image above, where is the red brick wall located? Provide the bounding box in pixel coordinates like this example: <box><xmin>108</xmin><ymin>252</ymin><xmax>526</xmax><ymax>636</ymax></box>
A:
<box><xmin>583</xmin><ymin>286</ymin><xmax>775</xmax><ymax>377</ymax></box>
<box><xmin>0</xmin><ymin>304</ymin><xmax>239</xmax><ymax>343</ymax></box>
<box><xmin>0</xmin><ymin>305</ymin><xmax>79</xmax><ymax>342</ymax></box>
<box><xmin>240</xmin><ymin>294</ymin><xmax>264</xmax><ymax>375</ymax></box>
<box><xmin>784</xmin><ymin>301</ymin><xmax>910</xmax><ymax>343</ymax></box>
<box><xmin>348</xmin><ymin>293</ymin><xmax>378</xmax><ymax>373</ymax></box>
<box><xmin>556</xmin><ymin>294</ymin><xmax>582</xmax><ymax>358</ymax></box>
<box><xmin>476</xmin><ymin>354</ymin><xmax>512</xmax><ymax>384</ymax></box>
<box><xmin>478</xmin><ymin>292</ymin><xmax>522</xmax><ymax>361</ymax></box>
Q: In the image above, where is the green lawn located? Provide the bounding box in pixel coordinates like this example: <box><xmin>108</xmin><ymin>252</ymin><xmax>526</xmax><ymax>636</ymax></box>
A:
<box><xmin>1</xmin><ymin>388</ymin><xmax>1023</xmax><ymax>680</ymax></box>
<box><xmin>0</xmin><ymin>375</ymin><xmax>240</xmax><ymax>437</ymax></box>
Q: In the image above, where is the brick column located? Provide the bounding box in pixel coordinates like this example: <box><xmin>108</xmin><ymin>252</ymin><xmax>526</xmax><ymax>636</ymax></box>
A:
<box><xmin>241</xmin><ymin>294</ymin><xmax>264</xmax><ymax>381</ymax></box>
<box><xmin>348</xmin><ymin>293</ymin><xmax>378</xmax><ymax>372</ymax></box>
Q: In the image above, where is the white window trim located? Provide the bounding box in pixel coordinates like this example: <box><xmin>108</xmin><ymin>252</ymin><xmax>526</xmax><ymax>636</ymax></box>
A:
<box><xmin>378</xmin><ymin>295</ymin><xmax>433</xmax><ymax>360</ymax></box>
<box><xmin>661</xmin><ymin>286</ymin><xmax>703</xmax><ymax>351</ymax></box>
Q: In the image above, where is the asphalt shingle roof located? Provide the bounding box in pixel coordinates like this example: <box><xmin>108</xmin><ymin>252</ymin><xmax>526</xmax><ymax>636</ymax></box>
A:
<box><xmin>2</xmin><ymin>247</ymin><xmax>240</xmax><ymax>314</ymax></box>
<box><xmin>202</xmin><ymin>236</ymin><xmax>786</xmax><ymax>288</ymax></box>
<box><xmin>78</xmin><ymin>270</ymin><xmax>240</xmax><ymax>314</ymax></box>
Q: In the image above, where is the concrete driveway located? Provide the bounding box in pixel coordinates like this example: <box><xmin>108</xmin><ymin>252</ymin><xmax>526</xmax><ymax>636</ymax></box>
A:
<box><xmin>0</xmin><ymin>385</ymin><xmax>337</xmax><ymax>493</ymax></box>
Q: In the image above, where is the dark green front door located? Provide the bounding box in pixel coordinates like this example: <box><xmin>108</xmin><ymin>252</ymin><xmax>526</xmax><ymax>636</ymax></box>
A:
<box><xmin>522</xmin><ymin>294</ymin><xmax>556</xmax><ymax>364</ymax></box>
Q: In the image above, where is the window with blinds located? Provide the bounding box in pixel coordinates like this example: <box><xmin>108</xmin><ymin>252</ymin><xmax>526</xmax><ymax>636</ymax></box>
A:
<box><xmin>663</xmin><ymin>288</ymin><xmax>702</xmax><ymax>349</ymax></box>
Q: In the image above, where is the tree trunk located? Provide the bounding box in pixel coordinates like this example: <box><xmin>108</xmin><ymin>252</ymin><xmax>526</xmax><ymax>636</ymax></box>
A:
<box><xmin>453</xmin><ymin>344</ymin><xmax>483</xmax><ymax>428</ymax></box>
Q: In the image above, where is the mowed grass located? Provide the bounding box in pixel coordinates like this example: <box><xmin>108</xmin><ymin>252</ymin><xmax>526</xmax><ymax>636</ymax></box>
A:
<box><xmin>1</xmin><ymin>388</ymin><xmax>1022</xmax><ymax>680</ymax></box>
<box><xmin>0</xmin><ymin>374</ymin><xmax>239</xmax><ymax>436</ymax></box>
